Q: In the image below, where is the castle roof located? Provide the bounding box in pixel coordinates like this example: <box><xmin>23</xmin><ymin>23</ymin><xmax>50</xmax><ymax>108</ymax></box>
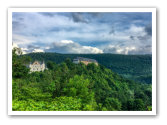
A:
<box><xmin>75</xmin><ymin>57</ymin><xmax>97</xmax><ymax>63</ymax></box>
<box><xmin>30</xmin><ymin>60</ymin><xmax>45</xmax><ymax>65</ymax></box>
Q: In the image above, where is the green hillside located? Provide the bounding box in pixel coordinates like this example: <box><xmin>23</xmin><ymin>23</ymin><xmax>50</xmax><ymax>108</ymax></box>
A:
<box><xmin>25</xmin><ymin>53</ymin><xmax>152</xmax><ymax>84</ymax></box>
<box><xmin>13</xmin><ymin>51</ymin><xmax>152</xmax><ymax>111</ymax></box>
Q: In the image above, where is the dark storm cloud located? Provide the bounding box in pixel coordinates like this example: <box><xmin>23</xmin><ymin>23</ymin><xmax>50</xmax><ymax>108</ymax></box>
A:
<box><xmin>103</xmin><ymin>45</ymin><xmax>152</xmax><ymax>55</ymax></box>
<box><xmin>109</xmin><ymin>26</ymin><xmax>115</xmax><ymax>35</ymax></box>
<box><xmin>49</xmin><ymin>27</ymin><xmax>76</xmax><ymax>32</ymax></box>
<box><xmin>47</xmin><ymin>42</ymin><xmax>79</xmax><ymax>53</ymax></box>
<box><xmin>38</xmin><ymin>12</ymin><xmax>57</xmax><ymax>17</ymax></box>
<box><xmin>12</xmin><ymin>21</ymin><xmax>26</xmax><ymax>31</ymax></box>
<box><xmin>145</xmin><ymin>45</ymin><xmax>152</xmax><ymax>48</ymax></box>
<box><xmin>71</xmin><ymin>12</ymin><xmax>102</xmax><ymax>23</ymax></box>
<box><xmin>130</xmin><ymin>35</ymin><xmax>135</xmax><ymax>40</ymax></box>
<box><xmin>137</xmin><ymin>35</ymin><xmax>150</xmax><ymax>41</ymax></box>
<box><xmin>89</xmin><ymin>12</ymin><xmax>101</xmax><ymax>17</ymax></box>
<box><xmin>145</xmin><ymin>23</ymin><xmax>152</xmax><ymax>36</ymax></box>
<box><xmin>129</xmin><ymin>45</ymin><xmax>152</xmax><ymax>54</ymax></box>
<box><xmin>12</xmin><ymin>21</ymin><xmax>20</xmax><ymax>28</ymax></box>
<box><xmin>103</xmin><ymin>47</ymin><xmax>117</xmax><ymax>53</ymax></box>
<box><xmin>27</xmin><ymin>45</ymin><xmax>40</xmax><ymax>49</ymax></box>
<box><xmin>49</xmin><ymin>27</ymin><xmax>61</xmax><ymax>32</ymax></box>
<box><xmin>71</xmin><ymin>13</ymin><xmax>88</xmax><ymax>23</ymax></box>
<box><xmin>12</xmin><ymin>12</ymin><xmax>152</xmax><ymax>54</ymax></box>
<box><xmin>18</xmin><ymin>17</ymin><xmax>24</xmax><ymax>21</ymax></box>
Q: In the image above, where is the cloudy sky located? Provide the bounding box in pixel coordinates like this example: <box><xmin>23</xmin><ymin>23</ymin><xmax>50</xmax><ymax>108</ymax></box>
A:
<box><xmin>12</xmin><ymin>12</ymin><xmax>152</xmax><ymax>54</ymax></box>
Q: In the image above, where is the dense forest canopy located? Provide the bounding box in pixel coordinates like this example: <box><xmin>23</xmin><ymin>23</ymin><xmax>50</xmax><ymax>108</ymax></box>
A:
<box><xmin>25</xmin><ymin>52</ymin><xmax>152</xmax><ymax>84</ymax></box>
<box><xmin>12</xmin><ymin>51</ymin><xmax>152</xmax><ymax>111</ymax></box>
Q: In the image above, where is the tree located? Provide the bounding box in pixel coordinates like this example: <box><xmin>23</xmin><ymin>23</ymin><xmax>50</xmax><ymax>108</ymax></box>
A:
<box><xmin>12</xmin><ymin>50</ymin><xmax>30</xmax><ymax>78</ymax></box>
<box><xmin>64</xmin><ymin>75</ymin><xmax>92</xmax><ymax>103</ymax></box>
<box><xmin>87</xmin><ymin>63</ymin><xmax>99</xmax><ymax>73</ymax></box>
<box><xmin>133</xmin><ymin>99</ymin><xmax>145</xmax><ymax>111</ymax></box>
<box><xmin>65</xmin><ymin>58</ymin><xmax>75</xmax><ymax>70</ymax></box>
<box><xmin>126</xmin><ymin>99</ymin><xmax>134</xmax><ymax>111</ymax></box>
<box><xmin>47</xmin><ymin>61</ymin><xmax>57</xmax><ymax>70</ymax></box>
<box><xmin>12</xmin><ymin>55</ymin><xmax>152</xmax><ymax>111</ymax></box>
<box><xmin>104</xmin><ymin>97</ymin><xmax>122</xmax><ymax>111</ymax></box>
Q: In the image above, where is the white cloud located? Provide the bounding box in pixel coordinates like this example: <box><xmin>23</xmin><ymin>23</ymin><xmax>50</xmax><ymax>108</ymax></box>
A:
<box><xmin>46</xmin><ymin>40</ymin><xmax>103</xmax><ymax>54</ymax></box>
<box><xmin>12</xmin><ymin>42</ymin><xmax>45</xmax><ymax>54</ymax></box>
<box><xmin>124</xmin><ymin>46</ymin><xmax>136</xmax><ymax>55</ymax></box>
<box><xmin>103</xmin><ymin>44</ymin><xmax>152</xmax><ymax>55</ymax></box>
<box><xmin>82</xmin><ymin>46</ymin><xmax>103</xmax><ymax>53</ymax></box>
<box><xmin>20</xmin><ymin>47</ymin><xmax>28</xmax><ymax>54</ymax></box>
<box><xmin>12</xmin><ymin>42</ymin><xmax>27</xmax><ymax>54</ymax></box>
<box><xmin>12</xmin><ymin>12</ymin><xmax>152</xmax><ymax>54</ymax></box>
<box><xmin>103</xmin><ymin>45</ymin><xmax>136</xmax><ymax>54</ymax></box>
<box><xmin>32</xmin><ymin>49</ymin><xmax>44</xmax><ymax>53</ymax></box>
<box><xmin>12</xmin><ymin>34</ymin><xmax>35</xmax><ymax>46</ymax></box>
<box><xmin>12</xmin><ymin>42</ymin><xmax>19</xmax><ymax>49</ymax></box>
<box><xmin>60</xmin><ymin>40</ymin><xmax>74</xmax><ymax>44</ymax></box>
<box><xmin>128</xmin><ymin>25</ymin><xmax>144</xmax><ymax>33</ymax></box>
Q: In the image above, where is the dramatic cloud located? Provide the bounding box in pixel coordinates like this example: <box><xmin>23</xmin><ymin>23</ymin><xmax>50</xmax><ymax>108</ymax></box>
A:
<box><xmin>145</xmin><ymin>23</ymin><xmax>152</xmax><ymax>36</ymax></box>
<box><xmin>38</xmin><ymin>12</ymin><xmax>57</xmax><ymax>17</ymax></box>
<box><xmin>27</xmin><ymin>45</ymin><xmax>40</xmax><ymax>49</ymax></box>
<box><xmin>109</xmin><ymin>26</ymin><xmax>115</xmax><ymax>35</ymax></box>
<box><xmin>103</xmin><ymin>45</ymin><xmax>136</xmax><ymax>54</ymax></box>
<box><xmin>129</xmin><ymin>35</ymin><xmax>134</xmax><ymax>40</ymax></box>
<box><xmin>71</xmin><ymin>13</ymin><xmax>88</xmax><ymax>23</ymax></box>
<box><xmin>32</xmin><ymin>49</ymin><xmax>44</xmax><ymax>53</ymax></box>
<box><xmin>45</xmin><ymin>40</ymin><xmax>103</xmax><ymax>54</ymax></box>
<box><xmin>12</xmin><ymin>12</ymin><xmax>152</xmax><ymax>54</ymax></box>
<box><xmin>99</xmin><ymin>24</ymin><xmax>152</xmax><ymax>54</ymax></box>
<box><xmin>103</xmin><ymin>45</ymin><xmax>151</xmax><ymax>55</ymax></box>
<box><xmin>12</xmin><ymin>42</ymin><xmax>45</xmax><ymax>54</ymax></box>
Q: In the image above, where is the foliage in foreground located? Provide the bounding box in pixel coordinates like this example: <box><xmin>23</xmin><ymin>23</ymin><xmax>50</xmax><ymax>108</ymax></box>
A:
<box><xmin>12</xmin><ymin>51</ymin><xmax>152</xmax><ymax>111</ymax></box>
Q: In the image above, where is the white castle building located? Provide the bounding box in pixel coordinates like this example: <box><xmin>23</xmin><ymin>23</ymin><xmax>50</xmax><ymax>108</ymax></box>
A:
<box><xmin>29</xmin><ymin>61</ymin><xmax>46</xmax><ymax>72</ymax></box>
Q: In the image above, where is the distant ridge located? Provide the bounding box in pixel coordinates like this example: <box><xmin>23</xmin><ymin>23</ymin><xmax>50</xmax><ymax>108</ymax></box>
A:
<box><xmin>25</xmin><ymin>52</ymin><xmax>152</xmax><ymax>84</ymax></box>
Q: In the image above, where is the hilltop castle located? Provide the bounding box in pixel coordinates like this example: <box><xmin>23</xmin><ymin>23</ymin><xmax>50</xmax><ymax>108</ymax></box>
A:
<box><xmin>73</xmin><ymin>57</ymin><xmax>98</xmax><ymax>66</ymax></box>
<box><xmin>29</xmin><ymin>61</ymin><xmax>46</xmax><ymax>72</ymax></box>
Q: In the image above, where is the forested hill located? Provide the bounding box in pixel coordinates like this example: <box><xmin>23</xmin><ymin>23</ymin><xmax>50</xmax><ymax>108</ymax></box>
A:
<box><xmin>25</xmin><ymin>53</ymin><xmax>152</xmax><ymax>84</ymax></box>
<box><xmin>13</xmin><ymin>50</ymin><xmax>152</xmax><ymax>111</ymax></box>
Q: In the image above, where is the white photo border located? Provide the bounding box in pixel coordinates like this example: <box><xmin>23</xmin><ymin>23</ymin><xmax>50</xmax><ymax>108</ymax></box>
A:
<box><xmin>8</xmin><ymin>8</ymin><xmax>156</xmax><ymax>115</ymax></box>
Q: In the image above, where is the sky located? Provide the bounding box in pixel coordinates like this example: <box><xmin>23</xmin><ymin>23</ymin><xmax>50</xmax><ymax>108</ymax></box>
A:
<box><xmin>12</xmin><ymin>12</ymin><xmax>152</xmax><ymax>54</ymax></box>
